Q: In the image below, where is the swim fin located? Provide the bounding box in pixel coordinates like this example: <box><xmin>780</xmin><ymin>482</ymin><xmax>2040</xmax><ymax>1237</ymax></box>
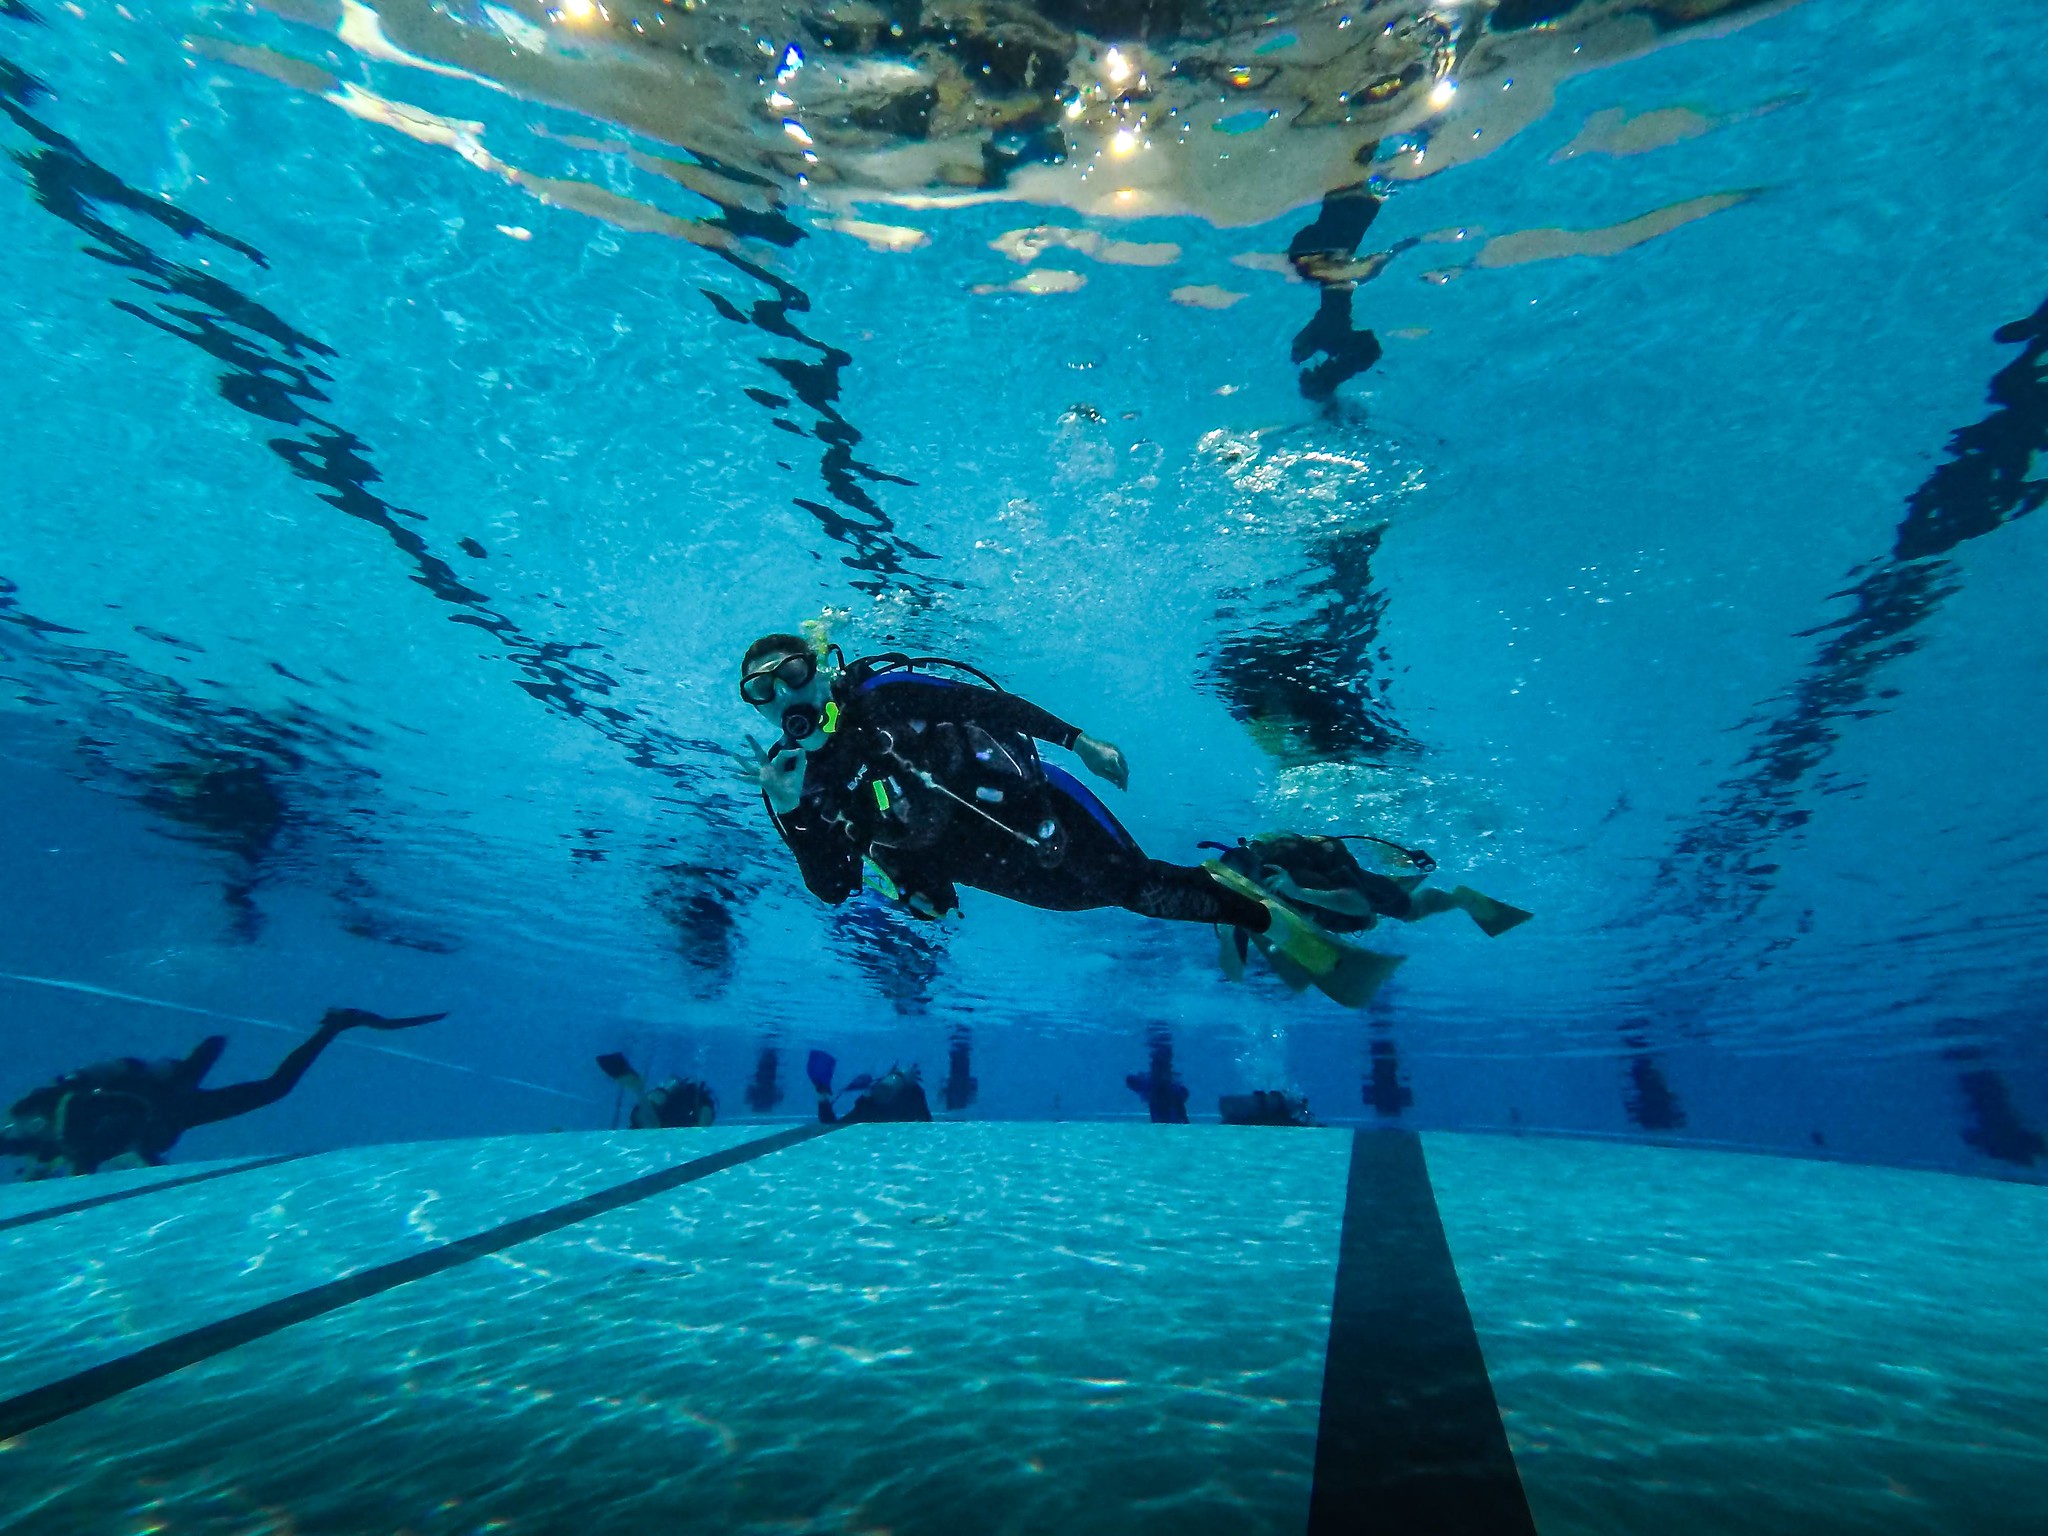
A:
<box><xmin>806</xmin><ymin>1050</ymin><xmax>836</xmax><ymax>1093</ymax></box>
<box><xmin>1453</xmin><ymin>888</ymin><xmax>1533</xmax><ymax>938</ymax></box>
<box><xmin>1315</xmin><ymin>946</ymin><xmax>1406</xmax><ymax>1009</ymax></box>
<box><xmin>1249</xmin><ymin>934</ymin><xmax>1316</xmax><ymax>993</ymax></box>
<box><xmin>1205</xmin><ymin>861</ymin><xmax>1343</xmax><ymax>976</ymax></box>
<box><xmin>362</xmin><ymin>1011</ymin><xmax>448</xmax><ymax>1030</ymax></box>
<box><xmin>1215</xmin><ymin>924</ymin><xmax>1248</xmax><ymax>982</ymax></box>
<box><xmin>325</xmin><ymin>1008</ymin><xmax>448</xmax><ymax>1032</ymax></box>
<box><xmin>595</xmin><ymin>1052</ymin><xmax>644</xmax><ymax>1096</ymax></box>
<box><xmin>1210</xmin><ymin>860</ymin><xmax>1404</xmax><ymax>1008</ymax></box>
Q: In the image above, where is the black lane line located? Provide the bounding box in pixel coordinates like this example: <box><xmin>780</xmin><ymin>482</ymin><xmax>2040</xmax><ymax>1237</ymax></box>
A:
<box><xmin>0</xmin><ymin>1123</ymin><xmax>838</xmax><ymax>1440</ymax></box>
<box><xmin>1307</xmin><ymin>1130</ymin><xmax>1536</xmax><ymax>1536</ymax></box>
<box><xmin>0</xmin><ymin>1154</ymin><xmax>305</xmax><ymax>1235</ymax></box>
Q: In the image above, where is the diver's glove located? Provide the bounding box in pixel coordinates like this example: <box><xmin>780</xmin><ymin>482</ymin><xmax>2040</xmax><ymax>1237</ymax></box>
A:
<box><xmin>1073</xmin><ymin>733</ymin><xmax>1129</xmax><ymax>790</ymax></box>
<box><xmin>750</xmin><ymin>736</ymin><xmax>808</xmax><ymax>814</ymax></box>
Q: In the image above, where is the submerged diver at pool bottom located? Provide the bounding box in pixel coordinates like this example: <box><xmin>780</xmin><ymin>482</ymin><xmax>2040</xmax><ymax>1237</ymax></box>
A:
<box><xmin>739</xmin><ymin>633</ymin><xmax>1401</xmax><ymax>1007</ymax></box>
<box><xmin>0</xmin><ymin>1009</ymin><xmax>445</xmax><ymax>1178</ymax></box>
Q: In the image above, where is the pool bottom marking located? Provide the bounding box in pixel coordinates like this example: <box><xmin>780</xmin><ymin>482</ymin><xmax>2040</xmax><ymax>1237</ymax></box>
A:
<box><xmin>1308</xmin><ymin>1130</ymin><xmax>1535</xmax><ymax>1535</ymax></box>
<box><xmin>0</xmin><ymin>1154</ymin><xmax>304</xmax><ymax>1235</ymax></box>
<box><xmin>0</xmin><ymin>1122</ymin><xmax>841</xmax><ymax>1440</ymax></box>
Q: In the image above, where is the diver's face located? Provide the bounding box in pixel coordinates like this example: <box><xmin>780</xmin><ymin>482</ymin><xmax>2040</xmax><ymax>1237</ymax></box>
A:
<box><xmin>744</xmin><ymin>652</ymin><xmax>836</xmax><ymax>749</ymax></box>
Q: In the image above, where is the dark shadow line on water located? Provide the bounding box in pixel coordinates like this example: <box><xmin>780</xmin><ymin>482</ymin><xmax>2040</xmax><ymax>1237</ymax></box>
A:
<box><xmin>0</xmin><ymin>47</ymin><xmax>742</xmax><ymax>807</ymax></box>
<box><xmin>529</xmin><ymin>127</ymin><xmax>939</xmax><ymax>593</ymax></box>
<box><xmin>703</xmin><ymin>240</ymin><xmax>947</xmax><ymax>598</ymax></box>
<box><xmin>1308</xmin><ymin>1131</ymin><xmax>1535</xmax><ymax>1535</ymax></box>
<box><xmin>1639</xmin><ymin>295</ymin><xmax>2047</xmax><ymax>1163</ymax></box>
<box><xmin>1656</xmin><ymin>294</ymin><xmax>2048</xmax><ymax>923</ymax></box>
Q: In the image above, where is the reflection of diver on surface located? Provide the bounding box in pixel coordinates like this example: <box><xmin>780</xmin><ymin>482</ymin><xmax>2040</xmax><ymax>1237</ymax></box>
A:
<box><xmin>806</xmin><ymin>1049</ymin><xmax>932</xmax><ymax>1125</ymax></box>
<box><xmin>741</xmin><ymin>632</ymin><xmax>1415</xmax><ymax>1007</ymax></box>
<box><xmin>1</xmin><ymin>1009</ymin><xmax>445</xmax><ymax>1178</ymax></box>
<box><xmin>1125</xmin><ymin>1029</ymin><xmax>1190</xmax><ymax>1124</ymax></box>
<box><xmin>941</xmin><ymin>1026</ymin><xmax>978</xmax><ymax>1112</ymax></box>
<box><xmin>1219</xmin><ymin>1089</ymin><xmax>1321</xmax><ymax>1127</ymax></box>
<box><xmin>596</xmin><ymin>1052</ymin><xmax>717</xmax><ymax>1128</ymax></box>
<box><xmin>1205</xmin><ymin>833</ymin><xmax>1531</xmax><ymax>996</ymax></box>
<box><xmin>744</xmin><ymin>1045</ymin><xmax>785</xmax><ymax>1114</ymax></box>
<box><xmin>139</xmin><ymin>755</ymin><xmax>290</xmax><ymax>939</ymax></box>
<box><xmin>830</xmin><ymin>898</ymin><xmax>947</xmax><ymax>1015</ymax></box>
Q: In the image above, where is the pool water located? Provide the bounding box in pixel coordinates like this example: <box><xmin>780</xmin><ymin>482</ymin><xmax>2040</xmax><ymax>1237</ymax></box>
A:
<box><xmin>1</xmin><ymin>0</ymin><xmax>2044</xmax><ymax>1524</ymax></box>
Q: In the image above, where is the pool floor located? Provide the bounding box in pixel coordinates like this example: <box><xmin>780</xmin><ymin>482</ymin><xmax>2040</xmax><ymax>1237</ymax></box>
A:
<box><xmin>1</xmin><ymin>1125</ymin><xmax>2042</xmax><ymax>1534</ymax></box>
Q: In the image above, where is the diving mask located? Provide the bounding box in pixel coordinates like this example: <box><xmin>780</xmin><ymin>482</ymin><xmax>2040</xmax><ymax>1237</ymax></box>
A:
<box><xmin>740</xmin><ymin>649</ymin><xmax>818</xmax><ymax>704</ymax></box>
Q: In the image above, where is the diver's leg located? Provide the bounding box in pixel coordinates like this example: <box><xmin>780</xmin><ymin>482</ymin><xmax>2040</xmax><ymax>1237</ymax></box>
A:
<box><xmin>1201</xmin><ymin>861</ymin><xmax>1406</xmax><ymax>1008</ymax></box>
<box><xmin>1398</xmin><ymin>885</ymin><xmax>1533</xmax><ymax>936</ymax></box>
<box><xmin>1400</xmin><ymin>888</ymin><xmax>1463</xmax><ymax>922</ymax></box>
<box><xmin>177</xmin><ymin>1015</ymin><xmax>351</xmax><ymax>1128</ymax></box>
<box><xmin>176</xmin><ymin>1009</ymin><xmax>443</xmax><ymax>1131</ymax></box>
<box><xmin>179</xmin><ymin>1035</ymin><xmax>228</xmax><ymax>1084</ymax></box>
<box><xmin>1125</xmin><ymin>861</ymin><xmax>1269</xmax><ymax>928</ymax></box>
<box><xmin>963</xmin><ymin>774</ymin><xmax>1271</xmax><ymax>928</ymax></box>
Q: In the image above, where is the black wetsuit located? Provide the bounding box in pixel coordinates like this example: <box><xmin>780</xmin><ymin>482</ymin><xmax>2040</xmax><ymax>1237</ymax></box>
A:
<box><xmin>817</xmin><ymin>1070</ymin><xmax>932</xmax><ymax>1125</ymax></box>
<box><xmin>768</xmin><ymin>669</ymin><xmax>1267</xmax><ymax>930</ymax></box>
<box><xmin>3</xmin><ymin>1010</ymin><xmax>440</xmax><ymax>1176</ymax></box>
<box><xmin>631</xmin><ymin>1078</ymin><xmax>715</xmax><ymax>1129</ymax></box>
<box><xmin>1219</xmin><ymin>1091</ymin><xmax>1320</xmax><ymax>1128</ymax></box>
<box><xmin>2</xmin><ymin>1033</ymin><xmax>316</xmax><ymax>1174</ymax></box>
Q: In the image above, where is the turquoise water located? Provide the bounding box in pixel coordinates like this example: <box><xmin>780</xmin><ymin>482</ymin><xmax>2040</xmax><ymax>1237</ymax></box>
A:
<box><xmin>1</xmin><ymin>0</ymin><xmax>2041</xmax><ymax>1169</ymax></box>
<box><xmin>0</xmin><ymin>1</ymin><xmax>2044</xmax><ymax>1523</ymax></box>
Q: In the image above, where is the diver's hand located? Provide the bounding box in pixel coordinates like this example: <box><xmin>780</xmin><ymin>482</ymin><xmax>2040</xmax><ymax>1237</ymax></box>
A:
<box><xmin>1074</xmin><ymin>733</ymin><xmax>1129</xmax><ymax>790</ymax></box>
<box><xmin>751</xmin><ymin>735</ymin><xmax>808</xmax><ymax>814</ymax></box>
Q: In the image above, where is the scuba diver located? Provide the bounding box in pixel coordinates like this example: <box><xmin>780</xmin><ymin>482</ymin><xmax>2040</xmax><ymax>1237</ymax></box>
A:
<box><xmin>1125</xmin><ymin>1030</ymin><xmax>1190</xmax><ymax>1123</ymax></box>
<box><xmin>595</xmin><ymin>1052</ymin><xmax>717</xmax><ymax>1128</ymax></box>
<box><xmin>744</xmin><ymin>1044</ymin><xmax>785</xmax><ymax>1114</ymax></box>
<box><xmin>807</xmin><ymin>1049</ymin><xmax>932</xmax><ymax>1124</ymax></box>
<box><xmin>0</xmin><ymin>1008</ymin><xmax>445</xmax><ymax>1178</ymax></box>
<box><xmin>1204</xmin><ymin>832</ymin><xmax>1531</xmax><ymax>995</ymax></box>
<box><xmin>740</xmin><ymin>632</ymin><xmax>1426</xmax><ymax>1007</ymax></box>
<box><xmin>1219</xmin><ymin>1089</ymin><xmax>1321</xmax><ymax>1127</ymax></box>
<box><xmin>940</xmin><ymin>1026</ymin><xmax>978</xmax><ymax>1113</ymax></box>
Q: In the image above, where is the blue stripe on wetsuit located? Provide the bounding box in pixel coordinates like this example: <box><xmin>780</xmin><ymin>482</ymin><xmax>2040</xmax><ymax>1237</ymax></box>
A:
<box><xmin>1044</xmin><ymin>764</ymin><xmax>1137</xmax><ymax>850</ymax></box>
<box><xmin>853</xmin><ymin>672</ymin><xmax>966</xmax><ymax>697</ymax></box>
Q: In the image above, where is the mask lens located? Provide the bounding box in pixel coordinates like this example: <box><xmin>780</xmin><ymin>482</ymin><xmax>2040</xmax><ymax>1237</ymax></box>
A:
<box><xmin>740</xmin><ymin>651</ymin><xmax>816</xmax><ymax>704</ymax></box>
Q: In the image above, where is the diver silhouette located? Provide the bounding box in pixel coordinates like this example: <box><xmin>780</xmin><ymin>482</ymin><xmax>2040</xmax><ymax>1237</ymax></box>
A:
<box><xmin>1125</xmin><ymin>1029</ymin><xmax>1190</xmax><ymax>1124</ymax></box>
<box><xmin>1</xmin><ymin>1008</ymin><xmax>445</xmax><ymax>1178</ymax></box>
<box><xmin>806</xmin><ymin>1050</ymin><xmax>931</xmax><ymax>1124</ymax></box>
